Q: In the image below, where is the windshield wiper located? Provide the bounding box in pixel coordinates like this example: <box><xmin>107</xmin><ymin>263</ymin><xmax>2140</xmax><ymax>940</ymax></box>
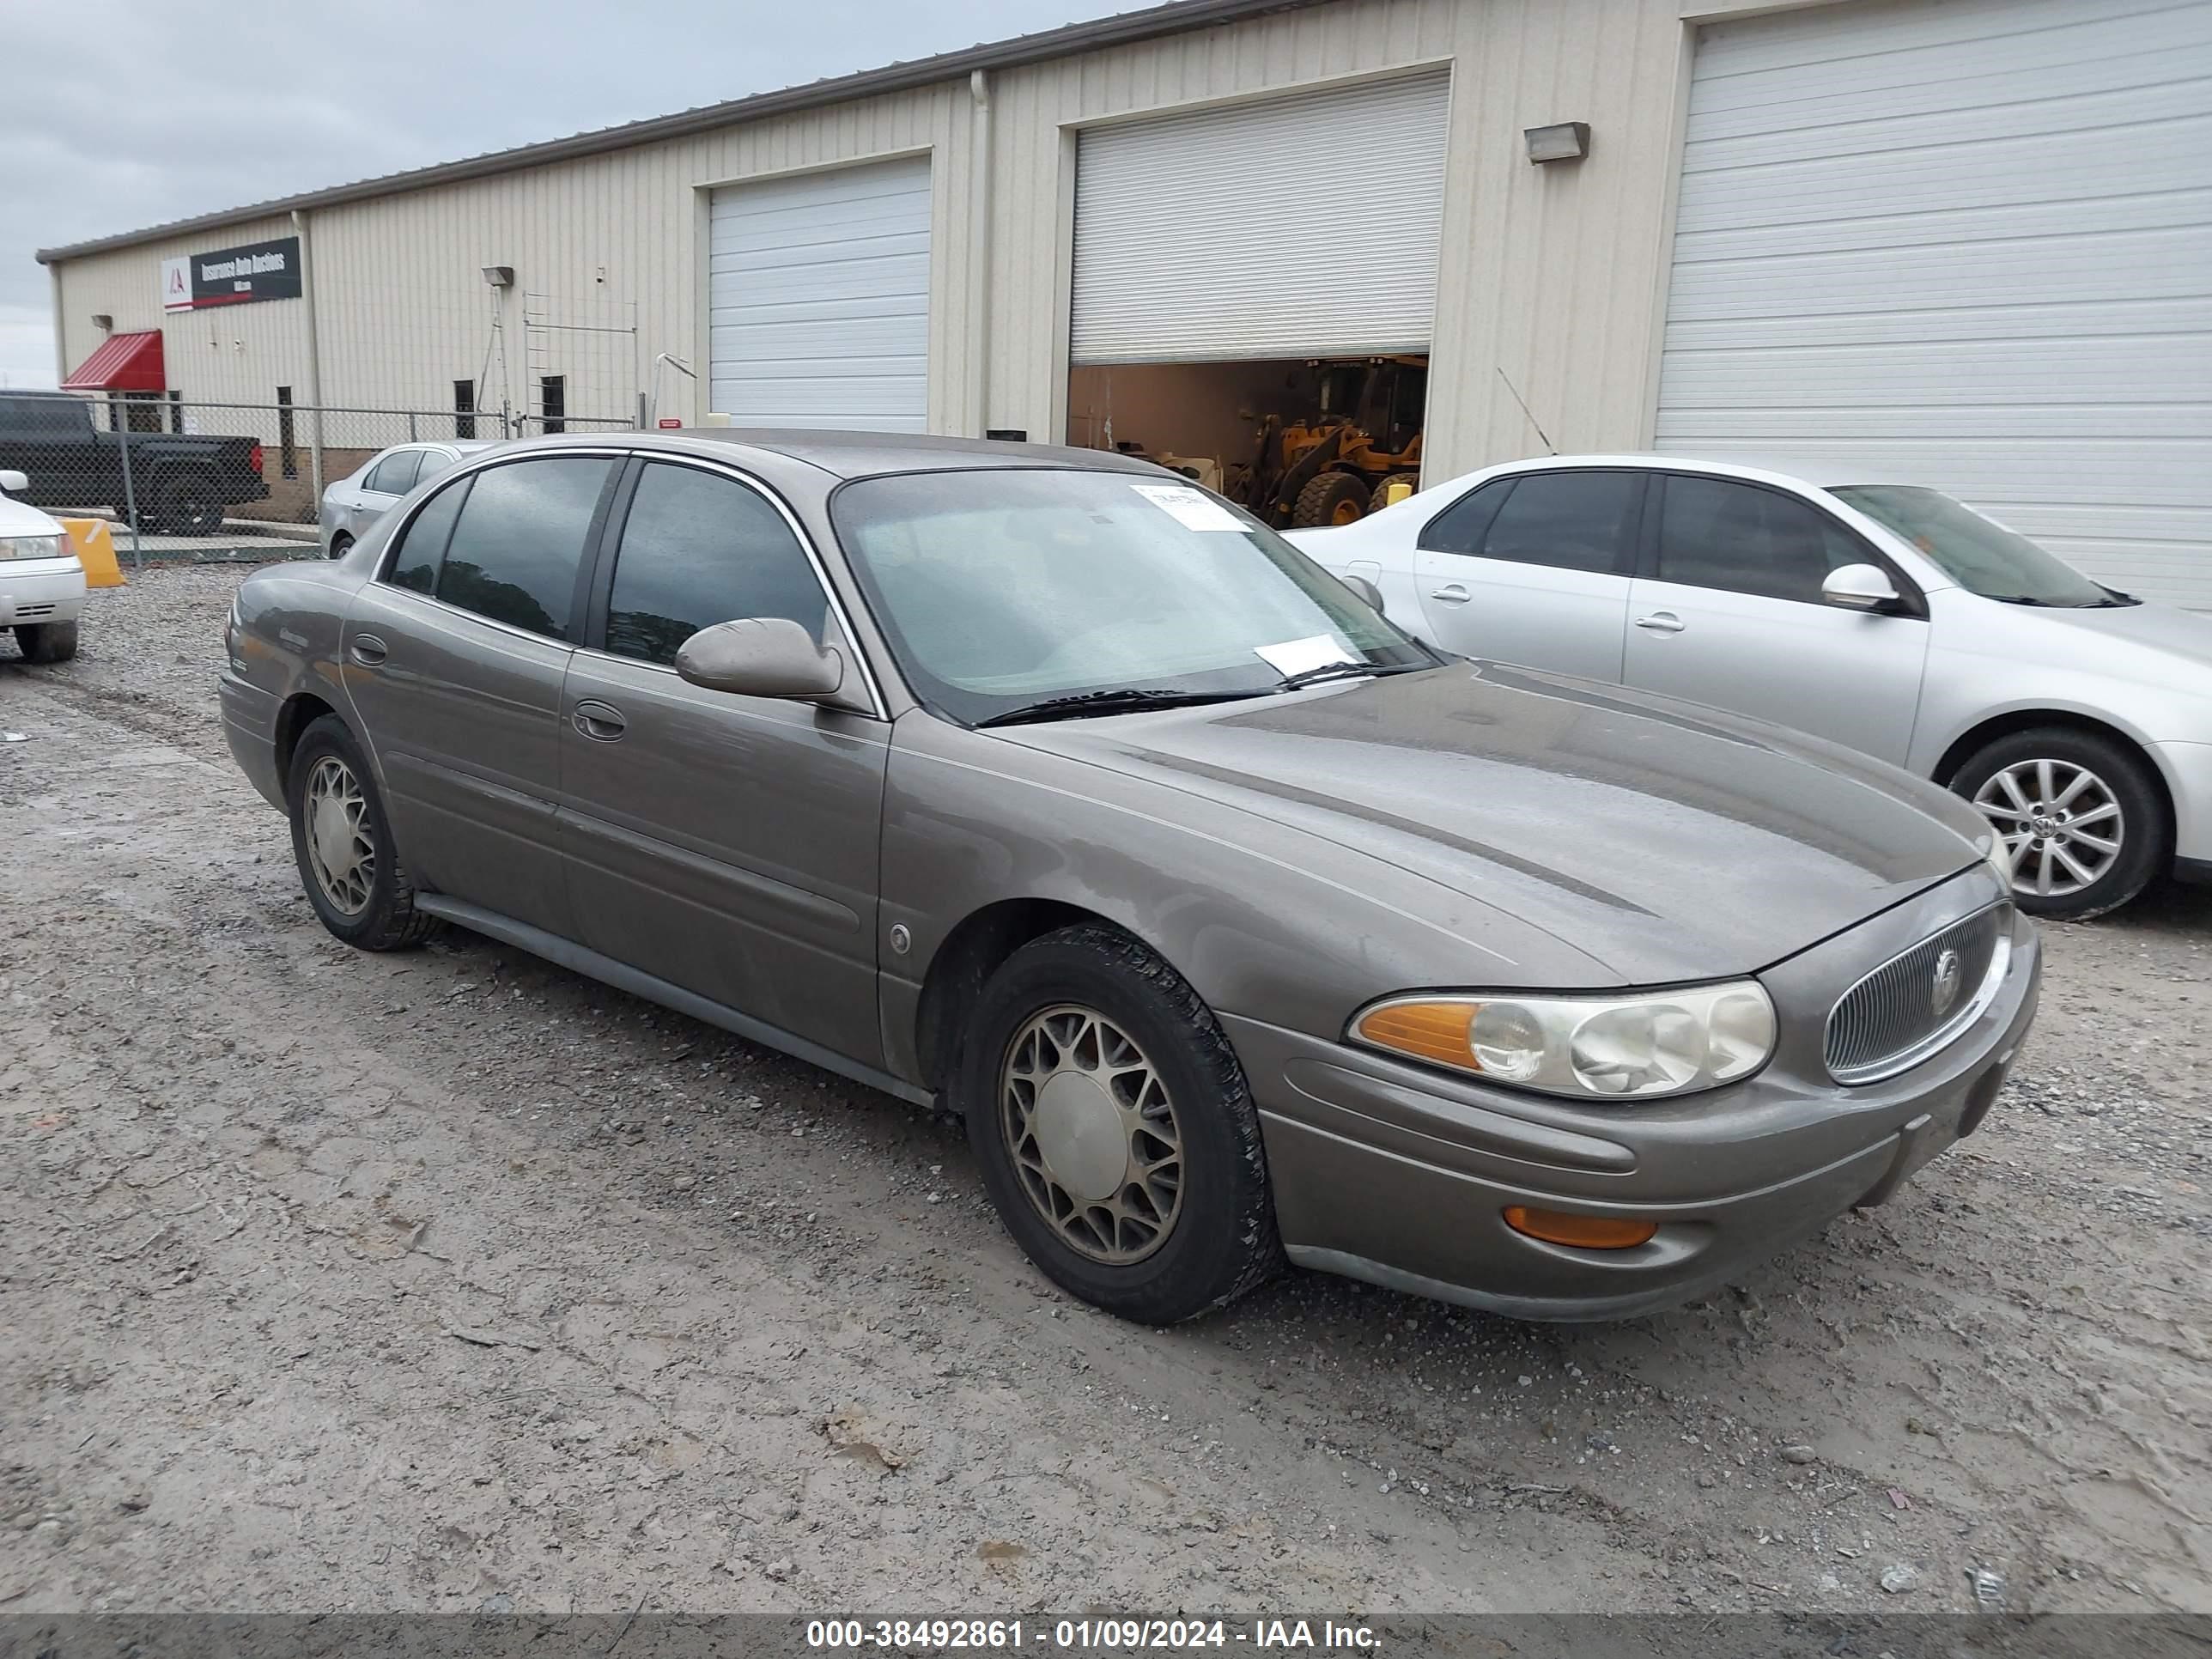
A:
<box><xmin>1276</xmin><ymin>660</ymin><xmax>1428</xmax><ymax>691</ymax></box>
<box><xmin>975</xmin><ymin>688</ymin><xmax>1255</xmax><ymax>728</ymax></box>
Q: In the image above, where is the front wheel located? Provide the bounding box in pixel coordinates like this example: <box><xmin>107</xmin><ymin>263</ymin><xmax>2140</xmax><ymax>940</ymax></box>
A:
<box><xmin>15</xmin><ymin>619</ymin><xmax>78</xmax><ymax>663</ymax></box>
<box><xmin>957</xmin><ymin>924</ymin><xmax>1279</xmax><ymax>1322</ymax></box>
<box><xmin>286</xmin><ymin>715</ymin><xmax>437</xmax><ymax>950</ymax></box>
<box><xmin>1293</xmin><ymin>471</ymin><xmax>1369</xmax><ymax>529</ymax></box>
<box><xmin>1952</xmin><ymin>726</ymin><xmax>2168</xmax><ymax>920</ymax></box>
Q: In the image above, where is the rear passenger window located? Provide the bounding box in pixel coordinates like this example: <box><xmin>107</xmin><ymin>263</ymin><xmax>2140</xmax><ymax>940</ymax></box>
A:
<box><xmin>385</xmin><ymin>479</ymin><xmax>468</xmax><ymax>594</ymax></box>
<box><xmin>1657</xmin><ymin>475</ymin><xmax>1867</xmax><ymax>603</ymax></box>
<box><xmin>434</xmin><ymin>457</ymin><xmax>615</xmax><ymax>639</ymax></box>
<box><xmin>1418</xmin><ymin>477</ymin><xmax>1513</xmax><ymax>555</ymax></box>
<box><xmin>416</xmin><ymin>450</ymin><xmax>456</xmax><ymax>482</ymax></box>
<box><xmin>605</xmin><ymin>463</ymin><xmax>828</xmax><ymax>667</ymax></box>
<box><xmin>1475</xmin><ymin>471</ymin><xmax>1640</xmax><ymax>574</ymax></box>
<box><xmin>367</xmin><ymin>451</ymin><xmax>422</xmax><ymax>495</ymax></box>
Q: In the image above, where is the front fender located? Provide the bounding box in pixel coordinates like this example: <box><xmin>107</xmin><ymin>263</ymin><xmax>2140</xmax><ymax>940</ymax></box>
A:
<box><xmin>875</xmin><ymin>712</ymin><xmax>1612</xmax><ymax>1087</ymax></box>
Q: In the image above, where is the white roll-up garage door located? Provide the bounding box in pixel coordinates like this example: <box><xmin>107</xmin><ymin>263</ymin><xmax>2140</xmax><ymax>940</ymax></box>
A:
<box><xmin>1656</xmin><ymin>0</ymin><xmax>2212</xmax><ymax>610</ymax></box>
<box><xmin>1070</xmin><ymin>72</ymin><xmax>1451</xmax><ymax>365</ymax></box>
<box><xmin>708</xmin><ymin>155</ymin><xmax>931</xmax><ymax>432</ymax></box>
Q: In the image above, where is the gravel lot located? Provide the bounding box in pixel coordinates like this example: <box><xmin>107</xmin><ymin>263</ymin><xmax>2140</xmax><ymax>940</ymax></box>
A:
<box><xmin>3</xmin><ymin>567</ymin><xmax>2207</xmax><ymax>1617</ymax></box>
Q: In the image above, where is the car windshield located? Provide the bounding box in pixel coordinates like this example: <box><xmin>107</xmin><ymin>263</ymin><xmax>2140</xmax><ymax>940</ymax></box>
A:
<box><xmin>1829</xmin><ymin>484</ymin><xmax>2130</xmax><ymax>608</ymax></box>
<box><xmin>831</xmin><ymin>467</ymin><xmax>1437</xmax><ymax>726</ymax></box>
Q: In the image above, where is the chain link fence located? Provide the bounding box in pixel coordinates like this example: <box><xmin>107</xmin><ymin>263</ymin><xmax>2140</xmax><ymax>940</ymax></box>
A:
<box><xmin>0</xmin><ymin>390</ymin><xmax>640</xmax><ymax>565</ymax></box>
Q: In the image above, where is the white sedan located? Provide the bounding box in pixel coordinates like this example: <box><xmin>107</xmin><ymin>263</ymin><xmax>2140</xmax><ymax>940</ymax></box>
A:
<box><xmin>1289</xmin><ymin>453</ymin><xmax>2212</xmax><ymax>920</ymax></box>
<box><xmin>0</xmin><ymin>467</ymin><xmax>85</xmax><ymax>663</ymax></box>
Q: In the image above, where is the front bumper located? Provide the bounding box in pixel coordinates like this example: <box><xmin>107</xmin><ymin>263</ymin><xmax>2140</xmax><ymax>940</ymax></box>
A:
<box><xmin>1229</xmin><ymin>872</ymin><xmax>2040</xmax><ymax>1322</ymax></box>
<box><xmin>0</xmin><ymin>559</ymin><xmax>89</xmax><ymax>628</ymax></box>
<box><xmin>2150</xmin><ymin>740</ymin><xmax>2212</xmax><ymax>871</ymax></box>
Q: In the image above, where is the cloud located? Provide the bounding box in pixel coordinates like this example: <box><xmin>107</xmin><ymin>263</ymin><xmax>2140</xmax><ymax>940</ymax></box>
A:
<box><xmin>8</xmin><ymin>0</ymin><xmax>1134</xmax><ymax>384</ymax></box>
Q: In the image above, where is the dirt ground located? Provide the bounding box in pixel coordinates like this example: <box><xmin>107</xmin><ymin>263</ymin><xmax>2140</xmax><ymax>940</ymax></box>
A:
<box><xmin>2</xmin><ymin>568</ymin><xmax>2206</xmax><ymax>1618</ymax></box>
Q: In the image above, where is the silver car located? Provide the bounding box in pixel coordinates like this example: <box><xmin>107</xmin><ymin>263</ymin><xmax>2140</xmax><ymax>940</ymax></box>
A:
<box><xmin>319</xmin><ymin>441</ymin><xmax>497</xmax><ymax>559</ymax></box>
<box><xmin>1292</xmin><ymin>454</ymin><xmax>2212</xmax><ymax>920</ymax></box>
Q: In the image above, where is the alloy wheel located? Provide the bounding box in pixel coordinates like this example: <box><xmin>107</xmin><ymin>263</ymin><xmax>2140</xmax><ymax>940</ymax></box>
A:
<box><xmin>1972</xmin><ymin>757</ymin><xmax>2124</xmax><ymax>899</ymax></box>
<box><xmin>1000</xmin><ymin>1004</ymin><xmax>1184</xmax><ymax>1265</ymax></box>
<box><xmin>304</xmin><ymin>755</ymin><xmax>376</xmax><ymax>915</ymax></box>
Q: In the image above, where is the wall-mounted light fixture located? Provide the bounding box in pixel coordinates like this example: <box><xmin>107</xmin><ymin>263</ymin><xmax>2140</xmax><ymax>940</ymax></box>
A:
<box><xmin>482</xmin><ymin>265</ymin><xmax>514</xmax><ymax>289</ymax></box>
<box><xmin>90</xmin><ymin>313</ymin><xmax>113</xmax><ymax>331</ymax></box>
<box><xmin>1524</xmin><ymin>122</ymin><xmax>1591</xmax><ymax>165</ymax></box>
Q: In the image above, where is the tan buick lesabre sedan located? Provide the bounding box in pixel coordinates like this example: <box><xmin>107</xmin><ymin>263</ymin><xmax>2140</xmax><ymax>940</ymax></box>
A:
<box><xmin>220</xmin><ymin>431</ymin><xmax>2039</xmax><ymax>1324</ymax></box>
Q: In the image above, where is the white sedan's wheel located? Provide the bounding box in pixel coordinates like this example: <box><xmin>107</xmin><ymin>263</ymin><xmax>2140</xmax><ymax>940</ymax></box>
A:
<box><xmin>1972</xmin><ymin>757</ymin><xmax>2123</xmax><ymax>900</ymax></box>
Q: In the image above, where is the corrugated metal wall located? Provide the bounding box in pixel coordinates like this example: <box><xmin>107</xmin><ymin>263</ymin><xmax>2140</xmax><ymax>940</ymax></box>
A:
<box><xmin>51</xmin><ymin>0</ymin><xmax>1723</xmax><ymax>480</ymax></box>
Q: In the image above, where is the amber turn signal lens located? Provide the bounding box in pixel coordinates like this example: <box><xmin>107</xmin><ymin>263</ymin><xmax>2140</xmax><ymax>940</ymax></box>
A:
<box><xmin>1503</xmin><ymin>1206</ymin><xmax>1657</xmax><ymax>1250</ymax></box>
<box><xmin>1352</xmin><ymin>1000</ymin><xmax>1477</xmax><ymax>1067</ymax></box>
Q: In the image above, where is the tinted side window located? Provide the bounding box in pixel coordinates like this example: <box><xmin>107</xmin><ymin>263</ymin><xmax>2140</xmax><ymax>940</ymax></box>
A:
<box><xmin>385</xmin><ymin>478</ymin><xmax>469</xmax><ymax>593</ymax></box>
<box><xmin>1418</xmin><ymin>477</ymin><xmax>1513</xmax><ymax>555</ymax></box>
<box><xmin>605</xmin><ymin>464</ymin><xmax>829</xmax><ymax>667</ymax></box>
<box><xmin>416</xmin><ymin>449</ymin><xmax>456</xmax><ymax>482</ymax></box>
<box><xmin>1657</xmin><ymin>476</ymin><xmax>1864</xmax><ymax>603</ymax></box>
<box><xmin>1478</xmin><ymin>471</ymin><xmax>1640</xmax><ymax>574</ymax></box>
<box><xmin>434</xmin><ymin>457</ymin><xmax>615</xmax><ymax>639</ymax></box>
<box><xmin>367</xmin><ymin>451</ymin><xmax>422</xmax><ymax>495</ymax></box>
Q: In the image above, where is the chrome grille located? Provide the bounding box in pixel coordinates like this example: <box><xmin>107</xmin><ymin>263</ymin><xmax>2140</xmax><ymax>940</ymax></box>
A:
<box><xmin>1826</xmin><ymin>905</ymin><xmax>2008</xmax><ymax>1085</ymax></box>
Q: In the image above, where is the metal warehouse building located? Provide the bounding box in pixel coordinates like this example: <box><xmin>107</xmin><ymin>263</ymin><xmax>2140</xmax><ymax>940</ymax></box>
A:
<box><xmin>35</xmin><ymin>0</ymin><xmax>2212</xmax><ymax>606</ymax></box>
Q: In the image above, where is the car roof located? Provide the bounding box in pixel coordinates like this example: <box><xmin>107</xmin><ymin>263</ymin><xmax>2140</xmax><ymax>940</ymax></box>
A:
<box><xmin>1476</xmin><ymin>452</ymin><xmax>1914</xmax><ymax>491</ymax></box>
<box><xmin>498</xmin><ymin>427</ymin><xmax>1164</xmax><ymax>483</ymax></box>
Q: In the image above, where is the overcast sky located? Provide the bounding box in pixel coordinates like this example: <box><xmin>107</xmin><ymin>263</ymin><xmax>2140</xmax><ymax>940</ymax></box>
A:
<box><xmin>1</xmin><ymin>0</ymin><xmax>1136</xmax><ymax>388</ymax></box>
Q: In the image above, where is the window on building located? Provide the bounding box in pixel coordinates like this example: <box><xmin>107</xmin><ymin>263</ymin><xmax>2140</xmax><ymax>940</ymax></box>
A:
<box><xmin>605</xmin><ymin>464</ymin><xmax>829</xmax><ymax>666</ymax></box>
<box><xmin>539</xmin><ymin>374</ymin><xmax>565</xmax><ymax>435</ymax></box>
<box><xmin>118</xmin><ymin>391</ymin><xmax>162</xmax><ymax>434</ymax></box>
<box><xmin>1656</xmin><ymin>476</ymin><xmax>1866</xmax><ymax>604</ymax></box>
<box><xmin>1474</xmin><ymin>471</ymin><xmax>1641</xmax><ymax>575</ymax></box>
<box><xmin>432</xmin><ymin>456</ymin><xmax>614</xmax><ymax>638</ymax></box>
<box><xmin>167</xmin><ymin>390</ymin><xmax>183</xmax><ymax>435</ymax></box>
<box><xmin>276</xmin><ymin>387</ymin><xmax>298</xmax><ymax>479</ymax></box>
<box><xmin>453</xmin><ymin>379</ymin><xmax>476</xmax><ymax>441</ymax></box>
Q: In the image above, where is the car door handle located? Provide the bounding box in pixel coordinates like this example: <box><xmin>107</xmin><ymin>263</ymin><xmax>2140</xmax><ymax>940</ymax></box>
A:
<box><xmin>1633</xmin><ymin>612</ymin><xmax>1685</xmax><ymax>635</ymax></box>
<box><xmin>1429</xmin><ymin>583</ymin><xmax>1472</xmax><ymax>604</ymax></box>
<box><xmin>349</xmin><ymin>634</ymin><xmax>388</xmax><ymax>665</ymax></box>
<box><xmin>572</xmin><ymin>700</ymin><xmax>627</xmax><ymax>742</ymax></box>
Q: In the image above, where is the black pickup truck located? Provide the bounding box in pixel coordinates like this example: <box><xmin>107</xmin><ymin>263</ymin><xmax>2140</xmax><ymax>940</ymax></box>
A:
<box><xmin>0</xmin><ymin>391</ymin><xmax>268</xmax><ymax>534</ymax></box>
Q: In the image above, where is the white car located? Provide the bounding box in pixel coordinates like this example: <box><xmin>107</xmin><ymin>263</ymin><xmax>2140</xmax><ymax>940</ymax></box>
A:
<box><xmin>1289</xmin><ymin>453</ymin><xmax>2212</xmax><ymax>920</ymax></box>
<box><xmin>0</xmin><ymin>468</ymin><xmax>86</xmax><ymax>663</ymax></box>
<box><xmin>319</xmin><ymin>441</ymin><xmax>497</xmax><ymax>558</ymax></box>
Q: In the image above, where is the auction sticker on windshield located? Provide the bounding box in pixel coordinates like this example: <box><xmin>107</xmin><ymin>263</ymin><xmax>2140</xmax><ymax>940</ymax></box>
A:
<box><xmin>1254</xmin><ymin>634</ymin><xmax>1358</xmax><ymax>678</ymax></box>
<box><xmin>1130</xmin><ymin>483</ymin><xmax>1247</xmax><ymax>532</ymax></box>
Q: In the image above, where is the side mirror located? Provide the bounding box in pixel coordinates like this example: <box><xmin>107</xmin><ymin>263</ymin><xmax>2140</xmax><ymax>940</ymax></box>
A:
<box><xmin>1821</xmin><ymin>562</ymin><xmax>1902</xmax><ymax>613</ymax></box>
<box><xmin>675</xmin><ymin>617</ymin><xmax>846</xmax><ymax>700</ymax></box>
<box><xmin>1339</xmin><ymin>572</ymin><xmax>1385</xmax><ymax>612</ymax></box>
<box><xmin>0</xmin><ymin>469</ymin><xmax>27</xmax><ymax>495</ymax></box>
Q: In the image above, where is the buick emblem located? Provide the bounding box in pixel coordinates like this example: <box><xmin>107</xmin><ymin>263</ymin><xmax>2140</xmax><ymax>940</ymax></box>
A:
<box><xmin>1929</xmin><ymin>946</ymin><xmax>1964</xmax><ymax>1018</ymax></box>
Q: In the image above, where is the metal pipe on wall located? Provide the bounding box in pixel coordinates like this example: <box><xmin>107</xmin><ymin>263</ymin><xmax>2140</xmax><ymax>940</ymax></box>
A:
<box><xmin>292</xmin><ymin>209</ymin><xmax>325</xmax><ymax>504</ymax></box>
<box><xmin>969</xmin><ymin>69</ymin><xmax>994</xmax><ymax>437</ymax></box>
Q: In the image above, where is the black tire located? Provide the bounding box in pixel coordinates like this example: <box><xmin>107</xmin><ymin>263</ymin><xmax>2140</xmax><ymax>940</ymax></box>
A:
<box><xmin>957</xmin><ymin>923</ymin><xmax>1279</xmax><ymax>1322</ymax></box>
<box><xmin>285</xmin><ymin>715</ymin><xmax>438</xmax><ymax>950</ymax></box>
<box><xmin>1292</xmin><ymin>471</ymin><xmax>1369</xmax><ymax>529</ymax></box>
<box><xmin>1950</xmin><ymin>726</ymin><xmax>2168</xmax><ymax>921</ymax></box>
<box><xmin>152</xmin><ymin>470</ymin><xmax>223</xmax><ymax>536</ymax></box>
<box><xmin>1369</xmin><ymin>473</ymin><xmax>1419</xmax><ymax>513</ymax></box>
<box><xmin>15</xmin><ymin>619</ymin><xmax>78</xmax><ymax>663</ymax></box>
<box><xmin>328</xmin><ymin>533</ymin><xmax>353</xmax><ymax>562</ymax></box>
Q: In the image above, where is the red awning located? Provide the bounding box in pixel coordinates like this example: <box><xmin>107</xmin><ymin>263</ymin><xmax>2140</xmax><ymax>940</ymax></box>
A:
<box><xmin>60</xmin><ymin>330</ymin><xmax>167</xmax><ymax>392</ymax></box>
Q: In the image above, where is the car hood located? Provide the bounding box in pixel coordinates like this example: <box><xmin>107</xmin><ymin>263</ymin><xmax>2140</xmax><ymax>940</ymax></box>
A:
<box><xmin>2007</xmin><ymin>597</ymin><xmax>2212</xmax><ymax>672</ymax></box>
<box><xmin>996</xmin><ymin>663</ymin><xmax>1986</xmax><ymax>984</ymax></box>
<box><xmin>0</xmin><ymin>492</ymin><xmax>63</xmax><ymax>537</ymax></box>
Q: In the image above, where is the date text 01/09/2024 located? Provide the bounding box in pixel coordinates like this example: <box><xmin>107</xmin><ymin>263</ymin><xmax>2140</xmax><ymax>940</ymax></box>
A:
<box><xmin>804</xmin><ymin>1618</ymin><xmax>1383</xmax><ymax>1650</ymax></box>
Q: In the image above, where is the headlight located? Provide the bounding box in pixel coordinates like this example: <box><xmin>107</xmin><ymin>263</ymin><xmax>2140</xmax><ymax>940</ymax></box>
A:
<box><xmin>1351</xmin><ymin>981</ymin><xmax>1777</xmax><ymax>1100</ymax></box>
<box><xmin>0</xmin><ymin>534</ymin><xmax>66</xmax><ymax>562</ymax></box>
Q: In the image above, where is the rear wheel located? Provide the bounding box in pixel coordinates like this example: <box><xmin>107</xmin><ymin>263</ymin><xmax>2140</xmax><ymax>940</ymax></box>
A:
<box><xmin>286</xmin><ymin>715</ymin><xmax>437</xmax><ymax>950</ymax></box>
<box><xmin>1952</xmin><ymin>726</ymin><xmax>2167</xmax><ymax>920</ymax></box>
<box><xmin>328</xmin><ymin>533</ymin><xmax>353</xmax><ymax>562</ymax></box>
<box><xmin>152</xmin><ymin>470</ymin><xmax>223</xmax><ymax>536</ymax></box>
<box><xmin>1294</xmin><ymin>471</ymin><xmax>1369</xmax><ymax>529</ymax></box>
<box><xmin>14</xmin><ymin>620</ymin><xmax>78</xmax><ymax>663</ymax></box>
<box><xmin>958</xmin><ymin>924</ymin><xmax>1279</xmax><ymax>1322</ymax></box>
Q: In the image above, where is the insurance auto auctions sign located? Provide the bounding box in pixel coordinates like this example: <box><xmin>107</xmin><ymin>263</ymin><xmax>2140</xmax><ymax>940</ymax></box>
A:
<box><xmin>161</xmin><ymin>235</ymin><xmax>302</xmax><ymax>311</ymax></box>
